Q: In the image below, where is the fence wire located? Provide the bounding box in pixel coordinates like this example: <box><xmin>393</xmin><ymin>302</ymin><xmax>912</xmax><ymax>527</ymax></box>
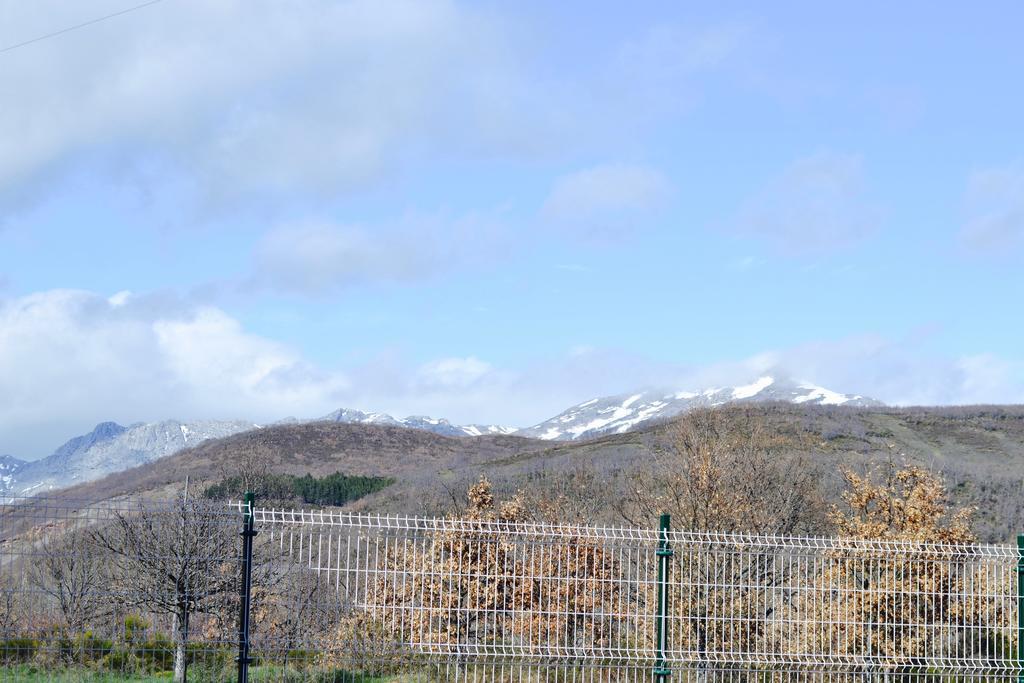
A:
<box><xmin>0</xmin><ymin>496</ymin><xmax>1021</xmax><ymax>682</ymax></box>
<box><xmin>254</xmin><ymin>509</ymin><xmax>1020</xmax><ymax>679</ymax></box>
<box><xmin>0</xmin><ymin>495</ymin><xmax>242</xmax><ymax>681</ymax></box>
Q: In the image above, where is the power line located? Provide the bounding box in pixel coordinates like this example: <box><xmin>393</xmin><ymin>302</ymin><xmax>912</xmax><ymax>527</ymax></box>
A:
<box><xmin>0</xmin><ymin>0</ymin><xmax>165</xmax><ymax>55</ymax></box>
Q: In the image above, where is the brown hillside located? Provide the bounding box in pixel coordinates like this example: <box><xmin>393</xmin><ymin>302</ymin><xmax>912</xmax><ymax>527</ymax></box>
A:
<box><xmin>48</xmin><ymin>404</ymin><xmax>1024</xmax><ymax>542</ymax></box>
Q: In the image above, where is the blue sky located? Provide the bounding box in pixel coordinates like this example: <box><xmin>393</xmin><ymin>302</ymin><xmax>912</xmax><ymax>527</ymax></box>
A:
<box><xmin>2</xmin><ymin>0</ymin><xmax>1024</xmax><ymax>457</ymax></box>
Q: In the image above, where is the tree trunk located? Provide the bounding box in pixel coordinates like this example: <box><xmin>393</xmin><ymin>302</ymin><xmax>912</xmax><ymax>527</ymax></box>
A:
<box><xmin>173</xmin><ymin>608</ymin><xmax>189</xmax><ymax>683</ymax></box>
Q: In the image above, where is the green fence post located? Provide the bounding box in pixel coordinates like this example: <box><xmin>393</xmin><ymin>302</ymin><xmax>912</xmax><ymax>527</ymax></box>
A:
<box><xmin>1018</xmin><ymin>534</ymin><xmax>1024</xmax><ymax>683</ymax></box>
<box><xmin>655</xmin><ymin>513</ymin><xmax>672</xmax><ymax>681</ymax></box>
<box><xmin>237</xmin><ymin>492</ymin><xmax>256</xmax><ymax>683</ymax></box>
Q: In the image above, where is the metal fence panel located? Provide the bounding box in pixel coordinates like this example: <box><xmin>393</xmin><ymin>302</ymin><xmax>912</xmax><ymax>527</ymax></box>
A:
<box><xmin>0</xmin><ymin>497</ymin><xmax>1020</xmax><ymax>682</ymax></box>
<box><xmin>252</xmin><ymin>508</ymin><xmax>1020</xmax><ymax>679</ymax></box>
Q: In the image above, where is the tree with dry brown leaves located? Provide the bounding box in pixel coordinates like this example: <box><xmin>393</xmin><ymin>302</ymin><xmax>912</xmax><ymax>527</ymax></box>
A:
<box><xmin>830</xmin><ymin>463</ymin><xmax>975</xmax><ymax>544</ymax></box>
<box><xmin>775</xmin><ymin>462</ymin><xmax>1007</xmax><ymax>674</ymax></box>
<box><xmin>357</xmin><ymin>477</ymin><xmax>627</xmax><ymax>661</ymax></box>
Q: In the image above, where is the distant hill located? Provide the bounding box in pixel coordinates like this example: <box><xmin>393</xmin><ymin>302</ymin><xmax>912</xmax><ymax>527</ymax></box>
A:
<box><xmin>317</xmin><ymin>408</ymin><xmax>515</xmax><ymax>437</ymax></box>
<box><xmin>0</xmin><ymin>376</ymin><xmax>907</xmax><ymax>497</ymax></box>
<box><xmin>518</xmin><ymin>376</ymin><xmax>883</xmax><ymax>440</ymax></box>
<box><xmin>0</xmin><ymin>455</ymin><xmax>27</xmax><ymax>490</ymax></box>
<box><xmin>2</xmin><ymin>419</ymin><xmax>256</xmax><ymax>495</ymax></box>
<box><xmin>45</xmin><ymin>403</ymin><xmax>1024</xmax><ymax>543</ymax></box>
<box><xmin>53</xmin><ymin>421</ymin><xmax>546</xmax><ymax>509</ymax></box>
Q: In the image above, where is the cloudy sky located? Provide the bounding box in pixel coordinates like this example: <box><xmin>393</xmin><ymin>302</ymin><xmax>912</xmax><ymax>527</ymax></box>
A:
<box><xmin>2</xmin><ymin>1</ymin><xmax>1024</xmax><ymax>458</ymax></box>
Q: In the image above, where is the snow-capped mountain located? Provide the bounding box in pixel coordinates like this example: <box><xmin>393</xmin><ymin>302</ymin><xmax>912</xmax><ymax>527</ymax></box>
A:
<box><xmin>0</xmin><ymin>455</ymin><xmax>27</xmax><ymax>492</ymax></box>
<box><xmin>516</xmin><ymin>376</ymin><xmax>883</xmax><ymax>441</ymax></box>
<box><xmin>3</xmin><ymin>419</ymin><xmax>257</xmax><ymax>495</ymax></box>
<box><xmin>319</xmin><ymin>408</ymin><xmax>516</xmax><ymax>438</ymax></box>
<box><xmin>2</xmin><ymin>377</ymin><xmax>879</xmax><ymax>497</ymax></box>
<box><xmin>3</xmin><ymin>410</ymin><xmax>515</xmax><ymax>498</ymax></box>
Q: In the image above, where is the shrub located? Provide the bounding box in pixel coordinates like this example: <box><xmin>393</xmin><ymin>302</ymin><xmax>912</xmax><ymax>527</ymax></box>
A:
<box><xmin>135</xmin><ymin>634</ymin><xmax>175</xmax><ymax>672</ymax></box>
<box><xmin>123</xmin><ymin>615</ymin><xmax>151</xmax><ymax>646</ymax></box>
<box><xmin>97</xmin><ymin>648</ymin><xmax>143</xmax><ymax>675</ymax></box>
<box><xmin>0</xmin><ymin>637</ymin><xmax>38</xmax><ymax>665</ymax></box>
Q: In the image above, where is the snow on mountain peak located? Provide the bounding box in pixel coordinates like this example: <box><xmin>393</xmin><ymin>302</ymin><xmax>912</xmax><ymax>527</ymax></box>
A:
<box><xmin>2</xmin><ymin>378</ymin><xmax>879</xmax><ymax>499</ymax></box>
<box><xmin>516</xmin><ymin>377</ymin><xmax>883</xmax><ymax>441</ymax></box>
<box><xmin>318</xmin><ymin>408</ymin><xmax>514</xmax><ymax>439</ymax></box>
<box><xmin>1</xmin><ymin>419</ymin><xmax>256</xmax><ymax>496</ymax></box>
<box><xmin>793</xmin><ymin>383</ymin><xmax>853</xmax><ymax>406</ymax></box>
<box><xmin>731</xmin><ymin>375</ymin><xmax>775</xmax><ymax>399</ymax></box>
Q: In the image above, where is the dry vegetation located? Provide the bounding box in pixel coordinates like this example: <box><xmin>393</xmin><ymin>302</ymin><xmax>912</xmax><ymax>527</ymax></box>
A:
<box><xmin>617</xmin><ymin>407</ymin><xmax>825</xmax><ymax>533</ymax></box>
<box><xmin>3</xmin><ymin>404</ymin><xmax>1018</xmax><ymax>679</ymax></box>
<box><xmin>47</xmin><ymin>403</ymin><xmax>1024</xmax><ymax>543</ymax></box>
<box><xmin>775</xmin><ymin>463</ymin><xmax>1006</xmax><ymax>670</ymax></box>
<box><xmin>366</xmin><ymin>477</ymin><xmax>624</xmax><ymax>656</ymax></box>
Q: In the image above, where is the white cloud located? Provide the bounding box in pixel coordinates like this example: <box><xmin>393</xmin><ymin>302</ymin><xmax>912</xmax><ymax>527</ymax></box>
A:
<box><xmin>0</xmin><ymin>0</ymin><xmax>561</xmax><ymax>208</ymax></box>
<box><xmin>249</xmin><ymin>210</ymin><xmax>510</xmax><ymax>294</ymax></box>
<box><xmin>955</xmin><ymin>354</ymin><xmax>1024</xmax><ymax>404</ymax></box>
<box><xmin>251</xmin><ymin>223</ymin><xmax>432</xmax><ymax>293</ymax></box>
<box><xmin>0</xmin><ymin>290</ymin><xmax>688</xmax><ymax>455</ymax></box>
<box><xmin>542</xmin><ymin>163</ymin><xmax>672</xmax><ymax>238</ymax></box>
<box><xmin>415</xmin><ymin>357</ymin><xmax>494</xmax><ymax>389</ymax></box>
<box><xmin>108</xmin><ymin>290</ymin><xmax>133</xmax><ymax>307</ymax></box>
<box><xmin>583</xmin><ymin>337</ymin><xmax>1024</xmax><ymax>412</ymax></box>
<box><xmin>244</xmin><ymin>161</ymin><xmax>672</xmax><ymax>294</ymax></box>
<box><xmin>617</xmin><ymin>23</ymin><xmax>749</xmax><ymax>78</ymax></box>
<box><xmin>0</xmin><ymin>289</ymin><xmax>349</xmax><ymax>457</ymax></box>
<box><xmin>0</xmin><ymin>289</ymin><xmax>608</xmax><ymax>457</ymax></box>
<box><xmin>962</xmin><ymin>164</ymin><xmax>1024</xmax><ymax>252</ymax></box>
<box><xmin>5</xmin><ymin>288</ymin><xmax>1022</xmax><ymax>459</ymax></box>
<box><xmin>736</xmin><ymin>152</ymin><xmax>880</xmax><ymax>254</ymax></box>
<box><xmin>686</xmin><ymin>335</ymin><xmax>1024</xmax><ymax>407</ymax></box>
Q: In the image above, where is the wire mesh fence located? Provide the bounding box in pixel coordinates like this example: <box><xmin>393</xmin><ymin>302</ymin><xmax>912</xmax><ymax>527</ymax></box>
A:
<box><xmin>0</xmin><ymin>495</ymin><xmax>242</xmax><ymax>682</ymax></box>
<box><xmin>0</xmin><ymin>494</ymin><xmax>1021</xmax><ymax>682</ymax></box>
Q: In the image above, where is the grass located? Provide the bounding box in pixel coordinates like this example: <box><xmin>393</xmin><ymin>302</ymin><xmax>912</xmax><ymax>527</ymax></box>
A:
<box><xmin>0</xmin><ymin>665</ymin><xmax>403</xmax><ymax>682</ymax></box>
<box><xmin>0</xmin><ymin>666</ymin><xmax>170</xmax><ymax>682</ymax></box>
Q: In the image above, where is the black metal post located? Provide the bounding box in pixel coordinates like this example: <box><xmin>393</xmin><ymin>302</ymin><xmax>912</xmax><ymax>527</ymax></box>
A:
<box><xmin>237</xmin><ymin>491</ymin><xmax>256</xmax><ymax>683</ymax></box>
<box><xmin>655</xmin><ymin>513</ymin><xmax>672</xmax><ymax>681</ymax></box>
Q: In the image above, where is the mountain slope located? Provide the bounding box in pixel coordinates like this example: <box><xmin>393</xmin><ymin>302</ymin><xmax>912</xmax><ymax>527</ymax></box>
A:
<box><xmin>517</xmin><ymin>376</ymin><xmax>883</xmax><ymax>440</ymax></box>
<box><xmin>319</xmin><ymin>408</ymin><xmax>515</xmax><ymax>438</ymax></box>
<box><xmin>5</xmin><ymin>419</ymin><xmax>257</xmax><ymax>495</ymax></box>
<box><xmin>0</xmin><ymin>455</ymin><xmax>27</xmax><ymax>491</ymax></box>
<box><xmin>0</xmin><ymin>378</ymin><xmax>876</xmax><ymax>496</ymax></box>
<box><xmin>42</xmin><ymin>404</ymin><xmax>1024</xmax><ymax>543</ymax></box>
<box><xmin>54</xmin><ymin>422</ymin><xmax>547</xmax><ymax>509</ymax></box>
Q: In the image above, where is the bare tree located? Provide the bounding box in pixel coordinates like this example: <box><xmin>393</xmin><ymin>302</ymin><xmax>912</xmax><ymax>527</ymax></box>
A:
<box><xmin>89</xmin><ymin>491</ymin><xmax>239</xmax><ymax>683</ymax></box>
<box><xmin>216</xmin><ymin>442</ymin><xmax>275</xmax><ymax>499</ymax></box>
<box><xmin>0</xmin><ymin>577</ymin><xmax>21</xmax><ymax>638</ymax></box>
<box><xmin>524</xmin><ymin>464</ymin><xmax>612</xmax><ymax>524</ymax></box>
<box><xmin>618</xmin><ymin>407</ymin><xmax>826</xmax><ymax>670</ymax></box>
<box><xmin>253</xmin><ymin>564</ymin><xmax>343</xmax><ymax>656</ymax></box>
<box><xmin>27</xmin><ymin>530</ymin><xmax>106</xmax><ymax>643</ymax></box>
<box><xmin>619</xmin><ymin>406</ymin><xmax>825</xmax><ymax>534</ymax></box>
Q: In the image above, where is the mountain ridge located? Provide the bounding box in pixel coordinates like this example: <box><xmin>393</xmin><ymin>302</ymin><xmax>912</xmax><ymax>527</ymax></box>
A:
<box><xmin>1</xmin><ymin>375</ymin><xmax>880</xmax><ymax>496</ymax></box>
<box><xmin>39</xmin><ymin>404</ymin><xmax>1024</xmax><ymax>544</ymax></box>
<box><xmin>517</xmin><ymin>376</ymin><xmax>883</xmax><ymax>441</ymax></box>
<box><xmin>2</xmin><ymin>419</ymin><xmax>256</xmax><ymax>495</ymax></box>
<box><xmin>317</xmin><ymin>408</ymin><xmax>516</xmax><ymax>438</ymax></box>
